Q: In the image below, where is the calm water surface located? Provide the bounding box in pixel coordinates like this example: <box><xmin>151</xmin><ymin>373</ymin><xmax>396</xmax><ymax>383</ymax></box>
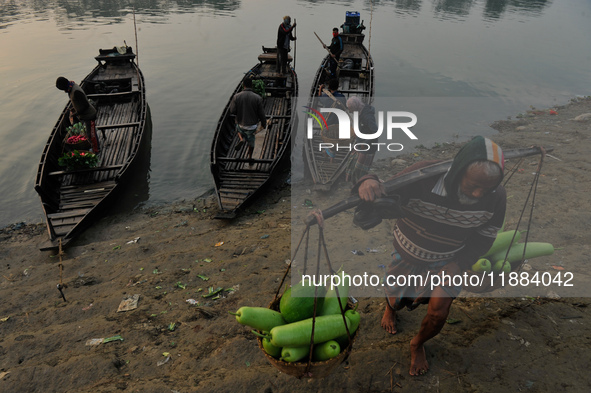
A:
<box><xmin>1</xmin><ymin>0</ymin><xmax>590</xmax><ymax>227</ymax></box>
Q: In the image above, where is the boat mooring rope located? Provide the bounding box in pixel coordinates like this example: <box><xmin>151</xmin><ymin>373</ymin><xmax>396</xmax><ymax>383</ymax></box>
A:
<box><xmin>133</xmin><ymin>7</ymin><xmax>139</xmax><ymax>67</ymax></box>
<box><xmin>56</xmin><ymin>239</ymin><xmax>67</xmax><ymax>302</ymax></box>
<box><xmin>366</xmin><ymin>0</ymin><xmax>374</xmax><ymax>70</ymax></box>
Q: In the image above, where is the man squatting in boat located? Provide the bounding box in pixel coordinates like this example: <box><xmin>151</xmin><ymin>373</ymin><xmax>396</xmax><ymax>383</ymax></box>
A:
<box><xmin>56</xmin><ymin>76</ymin><xmax>100</xmax><ymax>154</ymax></box>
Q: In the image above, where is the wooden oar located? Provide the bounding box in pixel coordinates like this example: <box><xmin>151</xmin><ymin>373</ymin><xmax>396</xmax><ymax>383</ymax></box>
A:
<box><xmin>304</xmin><ymin>146</ymin><xmax>552</xmax><ymax>226</ymax></box>
<box><xmin>314</xmin><ymin>32</ymin><xmax>337</xmax><ymax>77</ymax></box>
<box><xmin>314</xmin><ymin>32</ymin><xmax>332</xmax><ymax>55</ymax></box>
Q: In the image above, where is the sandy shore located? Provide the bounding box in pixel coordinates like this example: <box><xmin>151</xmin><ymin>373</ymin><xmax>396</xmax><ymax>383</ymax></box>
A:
<box><xmin>1</xmin><ymin>97</ymin><xmax>590</xmax><ymax>392</ymax></box>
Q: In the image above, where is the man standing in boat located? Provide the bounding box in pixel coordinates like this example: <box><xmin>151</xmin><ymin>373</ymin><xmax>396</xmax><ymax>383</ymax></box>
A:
<box><xmin>276</xmin><ymin>16</ymin><xmax>296</xmax><ymax>76</ymax></box>
<box><xmin>323</xmin><ymin>27</ymin><xmax>343</xmax><ymax>78</ymax></box>
<box><xmin>56</xmin><ymin>76</ymin><xmax>100</xmax><ymax>154</ymax></box>
<box><xmin>229</xmin><ymin>77</ymin><xmax>267</xmax><ymax>163</ymax></box>
<box><xmin>353</xmin><ymin>136</ymin><xmax>506</xmax><ymax>376</ymax></box>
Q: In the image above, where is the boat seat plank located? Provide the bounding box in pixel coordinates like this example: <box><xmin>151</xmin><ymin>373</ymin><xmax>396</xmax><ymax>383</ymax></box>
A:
<box><xmin>60</xmin><ymin>181</ymin><xmax>115</xmax><ymax>192</ymax></box>
<box><xmin>60</xmin><ymin>194</ymin><xmax>108</xmax><ymax>204</ymax></box>
<box><xmin>258</xmin><ymin>53</ymin><xmax>292</xmax><ymax>63</ymax></box>
<box><xmin>264</xmin><ymin>86</ymin><xmax>291</xmax><ymax>92</ymax></box>
<box><xmin>53</xmin><ymin>224</ymin><xmax>77</xmax><ymax>236</ymax></box>
<box><xmin>220</xmin><ymin>181</ymin><xmax>264</xmax><ymax>188</ymax></box>
<box><xmin>217</xmin><ymin>157</ymin><xmax>274</xmax><ymax>164</ymax></box>
<box><xmin>219</xmin><ymin>189</ymin><xmax>253</xmax><ymax>196</ymax></box>
<box><xmin>87</xmin><ymin>91</ymin><xmax>139</xmax><ymax>99</ymax></box>
<box><xmin>338</xmin><ymin>89</ymin><xmax>371</xmax><ymax>94</ymax></box>
<box><xmin>47</xmin><ymin>208</ymin><xmax>92</xmax><ymax>220</ymax></box>
<box><xmin>95</xmin><ymin>53</ymin><xmax>136</xmax><ymax>62</ymax></box>
<box><xmin>49</xmin><ymin>165</ymin><xmax>123</xmax><ymax>176</ymax></box>
<box><xmin>96</xmin><ymin>122</ymin><xmax>141</xmax><ymax>130</ymax></box>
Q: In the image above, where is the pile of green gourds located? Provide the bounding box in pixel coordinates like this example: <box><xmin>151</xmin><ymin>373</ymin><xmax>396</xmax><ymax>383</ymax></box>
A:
<box><xmin>471</xmin><ymin>230</ymin><xmax>555</xmax><ymax>273</ymax></box>
<box><xmin>230</xmin><ymin>273</ymin><xmax>360</xmax><ymax>363</ymax></box>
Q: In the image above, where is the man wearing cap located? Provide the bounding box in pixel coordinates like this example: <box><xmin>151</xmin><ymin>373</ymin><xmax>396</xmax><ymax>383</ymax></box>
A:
<box><xmin>276</xmin><ymin>16</ymin><xmax>296</xmax><ymax>75</ymax></box>
<box><xmin>353</xmin><ymin>136</ymin><xmax>506</xmax><ymax>376</ymax></box>
<box><xmin>56</xmin><ymin>76</ymin><xmax>100</xmax><ymax>153</ymax></box>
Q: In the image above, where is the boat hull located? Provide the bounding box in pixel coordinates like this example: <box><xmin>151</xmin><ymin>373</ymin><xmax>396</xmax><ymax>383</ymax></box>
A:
<box><xmin>303</xmin><ymin>33</ymin><xmax>374</xmax><ymax>190</ymax></box>
<box><xmin>210</xmin><ymin>47</ymin><xmax>298</xmax><ymax>218</ymax></box>
<box><xmin>35</xmin><ymin>47</ymin><xmax>148</xmax><ymax>250</ymax></box>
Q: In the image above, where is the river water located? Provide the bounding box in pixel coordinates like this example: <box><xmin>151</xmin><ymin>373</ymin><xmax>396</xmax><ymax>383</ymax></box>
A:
<box><xmin>1</xmin><ymin>0</ymin><xmax>590</xmax><ymax>227</ymax></box>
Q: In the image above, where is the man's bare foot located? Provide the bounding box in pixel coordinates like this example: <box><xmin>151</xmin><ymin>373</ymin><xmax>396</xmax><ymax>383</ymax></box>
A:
<box><xmin>381</xmin><ymin>305</ymin><xmax>397</xmax><ymax>334</ymax></box>
<box><xmin>409</xmin><ymin>341</ymin><xmax>429</xmax><ymax>376</ymax></box>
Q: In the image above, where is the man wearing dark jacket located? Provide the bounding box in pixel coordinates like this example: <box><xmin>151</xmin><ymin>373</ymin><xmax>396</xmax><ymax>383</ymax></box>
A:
<box><xmin>324</xmin><ymin>27</ymin><xmax>343</xmax><ymax>78</ymax></box>
<box><xmin>354</xmin><ymin>136</ymin><xmax>506</xmax><ymax>376</ymax></box>
<box><xmin>276</xmin><ymin>16</ymin><xmax>296</xmax><ymax>75</ymax></box>
<box><xmin>229</xmin><ymin>78</ymin><xmax>267</xmax><ymax>161</ymax></box>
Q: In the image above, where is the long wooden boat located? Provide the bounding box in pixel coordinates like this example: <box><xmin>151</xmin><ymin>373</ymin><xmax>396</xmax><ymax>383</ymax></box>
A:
<box><xmin>35</xmin><ymin>46</ymin><xmax>148</xmax><ymax>251</ymax></box>
<box><xmin>210</xmin><ymin>46</ymin><xmax>298</xmax><ymax>218</ymax></box>
<box><xmin>303</xmin><ymin>18</ymin><xmax>375</xmax><ymax>191</ymax></box>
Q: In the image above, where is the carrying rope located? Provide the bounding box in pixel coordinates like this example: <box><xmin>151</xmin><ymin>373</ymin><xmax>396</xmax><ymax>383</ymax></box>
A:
<box><xmin>273</xmin><ymin>208</ymin><xmax>353</xmax><ymax>375</ymax></box>
<box><xmin>491</xmin><ymin>147</ymin><xmax>547</xmax><ymax>280</ymax></box>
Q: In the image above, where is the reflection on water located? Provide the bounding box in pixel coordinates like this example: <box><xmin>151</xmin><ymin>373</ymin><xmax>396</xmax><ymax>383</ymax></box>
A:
<box><xmin>0</xmin><ymin>0</ymin><xmax>553</xmax><ymax>28</ymax></box>
<box><xmin>483</xmin><ymin>0</ymin><xmax>551</xmax><ymax>20</ymax></box>
<box><xmin>365</xmin><ymin>0</ymin><xmax>551</xmax><ymax>20</ymax></box>
<box><xmin>390</xmin><ymin>0</ymin><xmax>422</xmax><ymax>16</ymax></box>
<box><xmin>0</xmin><ymin>0</ymin><xmax>241</xmax><ymax>29</ymax></box>
<box><xmin>0</xmin><ymin>0</ymin><xmax>588</xmax><ymax>228</ymax></box>
<box><xmin>432</xmin><ymin>0</ymin><xmax>474</xmax><ymax>19</ymax></box>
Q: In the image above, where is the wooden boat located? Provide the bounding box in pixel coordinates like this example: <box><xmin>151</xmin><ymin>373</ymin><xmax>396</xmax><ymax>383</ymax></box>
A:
<box><xmin>210</xmin><ymin>46</ymin><xmax>298</xmax><ymax>218</ymax></box>
<box><xmin>303</xmin><ymin>18</ymin><xmax>375</xmax><ymax>191</ymax></box>
<box><xmin>35</xmin><ymin>46</ymin><xmax>148</xmax><ymax>251</ymax></box>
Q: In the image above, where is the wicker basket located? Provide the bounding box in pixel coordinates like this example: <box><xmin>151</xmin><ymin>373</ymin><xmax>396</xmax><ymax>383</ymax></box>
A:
<box><xmin>64</xmin><ymin>139</ymin><xmax>91</xmax><ymax>152</ymax></box>
<box><xmin>256</xmin><ymin>296</ymin><xmax>358</xmax><ymax>378</ymax></box>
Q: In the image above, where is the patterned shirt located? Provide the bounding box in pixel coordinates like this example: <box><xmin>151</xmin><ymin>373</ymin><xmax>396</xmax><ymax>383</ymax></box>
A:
<box><xmin>390</xmin><ymin>161</ymin><xmax>506</xmax><ymax>269</ymax></box>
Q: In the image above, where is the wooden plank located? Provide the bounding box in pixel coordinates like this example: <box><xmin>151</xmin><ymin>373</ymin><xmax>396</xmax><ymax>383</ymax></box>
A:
<box><xmin>49</xmin><ymin>165</ymin><xmax>123</xmax><ymax>176</ymax></box>
<box><xmin>258</xmin><ymin>53</ymin><xmax>292</xmax><ymax>62</ymax></box>
<box><xmin>53</xmin><ymin>224</ymin><xmax>77</xmax><ymax>236</ymax></box>
<box><xmin>219</xmin><ymin>180</ymin><xmax>265</xmax><ymax>188</ymax></box>
<box><xmin>96</xmin><ymin>122</ymin><xmax>141</xmax><ymax>130</ymax></box>
<box><xmin>87</xmin><ymin>91</ymin><xmax>139</xmax><ymax>99</ymax></box>
<box><xmin>47</xmin><ymin>208</ymin><xmax>91</xmax><ymax>220</ymax></box>
<box><xmin>219</xmin><ymin>189</ymin><xmax>253</xmax><ymax>196</ymax></box>
<box><xmin>339</xmin><ymin>89</ymin><xmax>371</xmax><ymax>94</ymax></box>
<box><xmin>216</xmin><ymin>157</ymin><xmax>274</xmax><ymax>164</ymax></box>
<box><xmin>60</xmin><ymin>192</ymin><xmax>109</xmax><ymax>202</ymax></box>
<box><xmin>60</xmin><ymin>181</ymin><xmax>115</xmax><ymax>193</ymax></box>
<box><xmin>252</xmin><ymin>129</ymin><xmax>267</xmax><ymax>160</ymax></box>
<box><xmin>60</xmin><ymin>202</ymin><xmax>98</xmax><ymax>210</ymax></box>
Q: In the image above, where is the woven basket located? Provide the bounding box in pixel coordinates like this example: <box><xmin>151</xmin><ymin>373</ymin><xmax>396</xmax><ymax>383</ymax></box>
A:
<box><xmin>256</xmin><ymin>296</ymin><xmax>357</xmax><ymax>379</ymax></box>
<box><xmin>64</xmin><ymin>139</ymin><xmax>91</xmax><ymax>152</ymax></box>
<box><xmin>320</xmin><ymin>124</ymin><xmax>354</xmax><ymax>145</ymax></box>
